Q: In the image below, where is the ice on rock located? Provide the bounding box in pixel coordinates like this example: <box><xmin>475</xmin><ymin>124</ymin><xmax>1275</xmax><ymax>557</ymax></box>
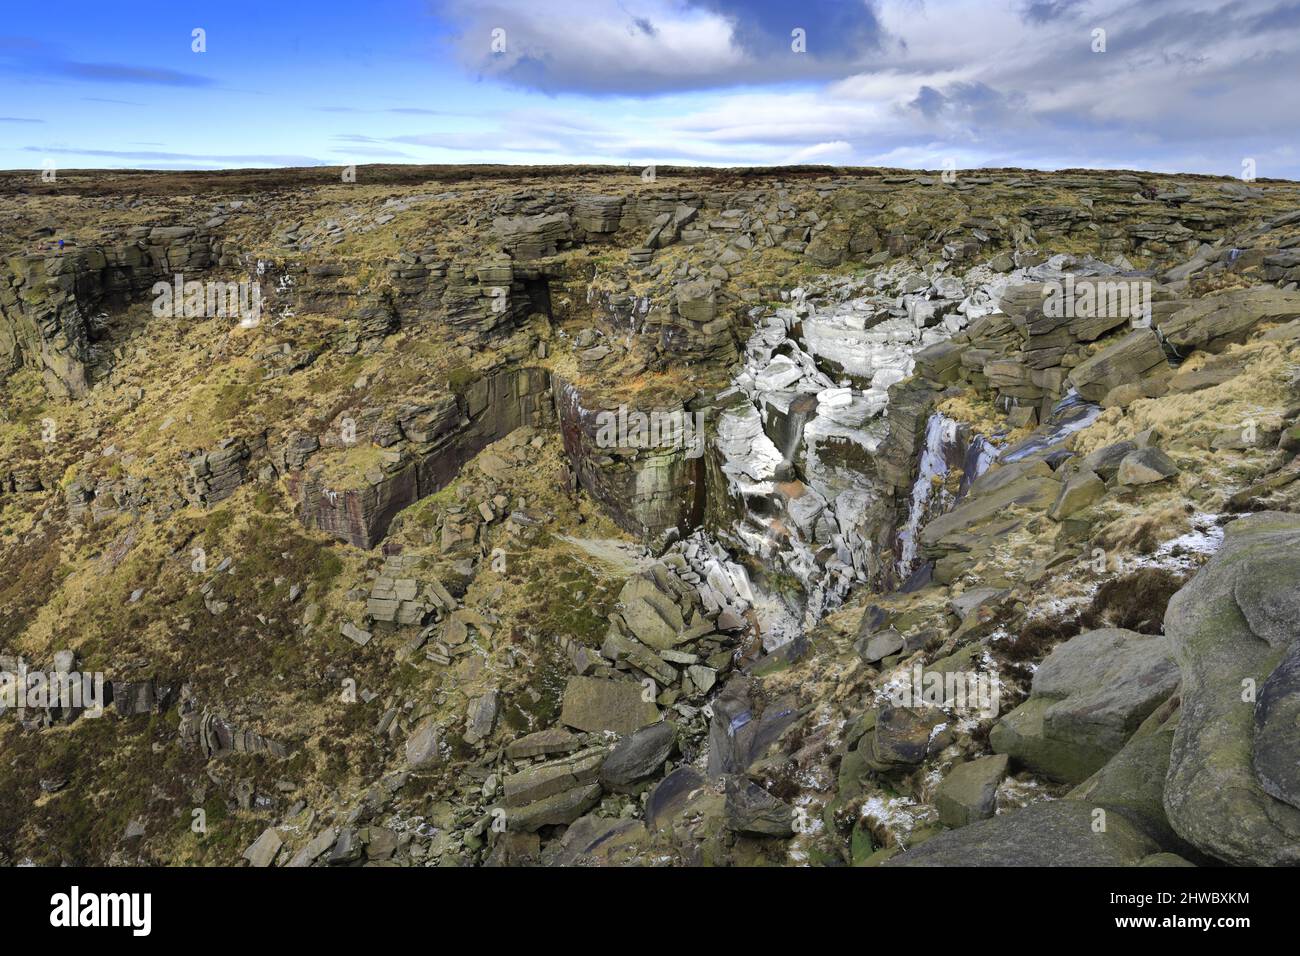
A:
<box><xmin>754</xmin><ymin>357</ymin><xmax>807</xmax><ymax>392</ymax></box>
<box><xmin>817</xmin><ymin>386</ymin><xmax>853</xmax><ymax>408</ymax></box>
<box><xmin>700</xmin><ymin>261</ymin><xmax>1010</xmax><ymax>643</ymax></box>
<box><xmin>786</xmin><ymin>487</ymin><xmax>829</xmax><ymax>536</ymax></box>
<box><xmin>716</xmin><ymin>404</ymin><xmax>784</xmax><ymax>485</ymax></box>
<box><xmin>870</xmin><ymin>366</ymin><xmax>909</xmax><ymax>391</ymax></box>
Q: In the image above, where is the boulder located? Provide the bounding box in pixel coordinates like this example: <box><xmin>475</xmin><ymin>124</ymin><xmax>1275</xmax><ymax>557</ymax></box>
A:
<box><xmin>858</xmin><ymin>628</ymin><xmax>904</xmax><ymax>664</ymax></box>
<box><xmin>506</xmin><ymin>783</ymin><xmax>602</xmax><ymax>832</ymax></box>
<box><xmin>505</xmin><ymin>727</ymin><xmax>580</xmax><ymax>760</ymax></box>
<box><xmin>560</xmin><ymin>676</ymin><xmax>660</xmax><ymax>735</ymax></box>
<box><xmin>1116</xmin><ymin>447</ymin><xmax>1179</xmax><ymax>486</ymax></box>
<box><xmin>1049</xmin><ymin>468</ymin><xmax>1105</xmax><ymax>520</ymax></box>
<box><xmin>600</xmin><ymin>722</ymin><xmax>676</xmax><ymax>790</ymax></box>
<box><xmin>1163</xmin><ymin>511</ymin><xmax>1300</xmax><ymax>865</ymax></box>
<box><xmin>1067</xmin><ymin>329</ymin><xmax>1167</xmax><ymax>402</ymax></box>
<box><xmin>884</xmin><ymin>800</ymin><xmax>1160</xmax><ymax>866</ymax></box>
<box><xmin>705</xmin><ymin>678</ymin><xmax>800</xmax><ymax>778</ymax></box>
<box><xmin>934</xmin><ymin>754</ymin><xmax>1009</xmax><ymax>828</ymax></box>
<box><xmin>991</xmin><ymin>628</ymin><xmax>1179</xmax><ymax>783</ymax></box>
<box><xmin>863</xmin><ymin>706</ymin><xmax>945</xmax><ymax>770</ymax></box>
<box><xmin>242</xmin><ymin>827</ymin><xmax>283</xmax><ymax>867</ymax></box>
<box><xmin>1082</xmin><ymin>440</ymin><xmax>1137</xmax><ymax>481</ymax></box>
<box><xmin>503</xmin><ymin>747</ymin><xmax>607</xmax><ymax>807</ymax></box>
<box><xmin>616</xmin><ymin>574</ymin><xmax>685</xmax><ymax>650</ymax></box>
<box><xmin>724</xmin><ymin>778</ymin><xmax>795</xmax><ymax>837</ymax></box>
<box><xmin>287</xmin><ymin>828</ymin><xmax>338</xmax><ymax>868</ymax></box>
<box><xmin>1068</xmin><ymin>698</ymin><xmax>1189</xmax><ymax>854</ymax></box>
<box><xmin>1159</xmin><ymin>287</ymin><xmax>1300</xmax><ymax>353</ymax></box>
<box><xmin>543</xmin><ymin>815</ymin><xmax>649</xmax><ymax>866</ymax></box>
<box><xmin>405</xmin><ymin>718</ymin><xmax>441</xmax><ymax>768</ymax></box>
<box><xmin>920</xmin><ymin>473</ymin><xmax>1060</xmax><ymax>550</ymax></box>
<box><xmin>646</xmin><ymin>766</ymin><xmax>709</xmax><ymax>831</ymax></box>
<box><xmin>464</xmin><ymin>689</ymin><xmax>498</xmax><ymax>745</ymax></box>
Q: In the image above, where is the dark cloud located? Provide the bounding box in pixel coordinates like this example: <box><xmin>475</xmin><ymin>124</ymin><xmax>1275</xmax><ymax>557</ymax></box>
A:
<box><xmin>1021</xmin><ymin>0</ymin><xmax>1088</xmax><ymax>24</ymax></box>
<box><xmin>437</xmin><ymin>0</ymin><xmax>889</xmax><ymax>95</ymax></box>
<box><xmin>0</xmin><ymin>116</ymin><xmax>42</xmax><ymax>123</ymax></box>
<box><xmin>908</xmin><ymin>81</ymin><xmax>1027</xmax><ymax>127</ymax></box>
<box><xmin>687</xmin><ymin>0</ymin><xmax>885</xmax><ymax>58</ymax></box>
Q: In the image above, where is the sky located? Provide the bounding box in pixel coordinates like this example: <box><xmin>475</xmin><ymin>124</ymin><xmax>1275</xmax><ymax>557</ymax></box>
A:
<box><xmin>2</xmin><ymin>0</ymin><xmax>1298</xmax><ymax>178</ymax></box>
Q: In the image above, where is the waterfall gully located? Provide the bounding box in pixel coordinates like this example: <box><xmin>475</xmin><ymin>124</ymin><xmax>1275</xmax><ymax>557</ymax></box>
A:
<box><xmin>894</xmin><ymin>412</ymin><xmax>998</xmax><ymax>586</ymax></box>
<box><xmin>646</xmin><ymin>255</ymin><xmax>1124</xmax><ymax>654</ymax></box>
<box><xmin>696</xmin><ymin>263</ymin><xmax>1001</xmax><ymax>648</ymax></box>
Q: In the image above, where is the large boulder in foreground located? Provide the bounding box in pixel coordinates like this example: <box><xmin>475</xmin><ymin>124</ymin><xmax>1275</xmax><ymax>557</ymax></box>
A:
<box><xmin>1163</xmin><ymin>511</ymin><xmax>1300</xmax><ymax>865</ymax></box>
<box><xmin>990</xmin><ymin>628</ymin><xmax>1179</xmax><ymax>783</ymax></box>
<box><xmin>1068</xmin><ymin>696</ymin><xmax>1191</xmax><ymax>856</ymax></box>
<box><xmin>883</xmin><ymin>800</ymin><xmax>1160</xmax><ymax>866</ymax></box>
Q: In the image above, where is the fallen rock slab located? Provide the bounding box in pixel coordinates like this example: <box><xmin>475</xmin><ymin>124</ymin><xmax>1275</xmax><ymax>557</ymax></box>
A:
<box><xmin>560</xmin><ymin>676</ymin><xmax>660</xmax><ymax>735</ymax></box>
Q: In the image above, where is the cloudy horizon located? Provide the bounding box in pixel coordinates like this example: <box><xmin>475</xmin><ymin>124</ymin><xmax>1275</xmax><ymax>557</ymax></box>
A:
<box><xmin>3</xmin><ymin>0</ymin><xmax>1298</xmax><ymax>179</ymax></box>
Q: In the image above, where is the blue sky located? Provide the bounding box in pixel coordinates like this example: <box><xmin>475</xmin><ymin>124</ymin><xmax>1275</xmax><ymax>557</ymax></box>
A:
<box><xmin>3</xmin><ymin>0</ymin><xmax>1298</xmax><ymax>177</ymax></box>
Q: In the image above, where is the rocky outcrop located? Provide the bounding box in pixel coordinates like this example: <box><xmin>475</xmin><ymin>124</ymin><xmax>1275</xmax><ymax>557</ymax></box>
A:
<box><xmin>493</xmin><ymin>212</ymin><xmax>572</xmax><ymax>259</ymax></box>
<box><xmin>1163</xmin><ymin>511</ymin><xmax>1300</xmax><ymax>866</ymax></box>
<box><xmin>554</xmin><ymin>376</ymin><xmax>706</xmax><ymax>540</ymax></box>
<box><xmin>288</xmin><ymin>365</ymin><xmax>551</xmax><ymax>548</ymax></box>
<box><xmin>1068</xmin><ymin>329</ymin><xmax>1169</xmax><ymax>402</ymax></box>
<box><xmin>185</xmin><ymin>435</ymin><xmax>263</xmax><ymax>506</ymax></box>
<box><xmin>0</xmin><ymin>229</ymin><xmax>222</xmax><ymax>398</ymax></box>
<box><xmin>1158</xmin><ymin>287</ymin><xmax>1300</xmax><ymax>355</ymax></box>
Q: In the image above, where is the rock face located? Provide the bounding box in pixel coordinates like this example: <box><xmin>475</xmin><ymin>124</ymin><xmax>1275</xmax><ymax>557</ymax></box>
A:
<box><xmin>991</xmin><ymin>628</ymin><xmax>1179</xmax><ymax>783</ymax></box>
<box><xmin>289</xmin><ymin>365</ymin><xmax>551</xmax><ymax>548</ymax></box>
<box><xmin>0</xmin><ymin>230</ymin><xmax>222</xmax><ymax>398</ymax></box>
<box><xmin>1163</xmin><ymin>512</ymin><xmax>1300</xmax><ymax>865</ymax></box>
<box><xmin>9</xmin><ymin>165</ymin><xmax>1300</xmax><ymax>869</ymax></box>
<box><xmin>1255</xmin><ymin>641</ymin><xmax>1300</xmax><ymax>811</ymax></box>
<box><xmin>1158</xmin><ymin>287</ymin><xmax>1300</xmax><ymax>353</ymax></box>
<box><xmin>554</xmin><ymin>376</ymin><xmax>705</xmax><ymax>539</ymax></box>
<box><xmin>1067</xmin><ymin>329</ymin><xmax>1168</xmax><ymax>401</ymax></box>
<box><xmin>186</xmin><ymin>436</ymin><xmax>260</xmax><ymax>506</ymax></box>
